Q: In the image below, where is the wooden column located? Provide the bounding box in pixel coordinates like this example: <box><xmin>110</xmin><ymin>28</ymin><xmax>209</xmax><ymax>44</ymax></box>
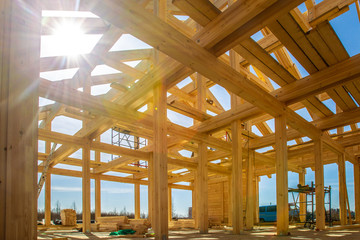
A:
<box><xmin>168</xmin><ymin>188</ymin><xmax>172</xmax><ymax>221</ymax></box>
<box><xmin>246</xmin><ymin>151</ymin><xmax>254</xmax><ymax>230</ymax></box>
<box><xmin>299</xmin><ymin>170</ymin><xmax>306</xmax><ymax>223</ymax></box>
<box><xmin>45</xmin><ymin>124</ymin><xmax>52</xmax><ymax>226</ymax></box>
<box><xmin>152</xmin><ymin>82</ymin><xmax>168</xmax><ymax>239</ymax></box>
<box><xmin>95</xmin><ymin>136</ymin><xmax>101</xmax><ymax>221</ymax></box>
<box><xmin>148</xmin><ymin>154</ymin><xmax>154</xmax><ymax>223</ymax></box>
<box><xmin>45</xmin><ymin>171</ymin><xmax>52</xmax><ymax>226</ymax></box>
<box><xmin>196</xmin><ymin>142</ymin><xmax>208</xmax><ymax>233</ymax></box>
<box><xmin>254</xmin><ymin>177</ymin><xmax>260</xmax><ymax>224</ymax></box>
<box><xmin>275</xmin><ymin>115</ymin><xmax>288</xmax><ymax>236</ymax></box>
<box><xmin>338</xmin><ymin>153</ymin><xmax>347</xmax><ymax>225</ymax></box>
<box><xmin>314</xmin><ymin>140</ymin><xmax>325</xmax><ymax>230</ymax></box>
<box><xmin>82</xmin><ymin>140</ymin><xmax>91</xmax><ymax>233</ymax></box>
<box><xmin>135</xmin><ymin>183</ymin><xmax>141</xmax><ymax>219</ymax></box>
<box><xmin>231</xmin><ymin>120</ymin><xmax>243</xmax><ymax>233</ymax></box>
<box><xmin>228</xmin><ymin>175</ymin><xmax>232</xmax><ymax>227</ymax></box>
<box><xmin>192</xmin><ymin>182</ymin><xmax>197</xmax><ymax>227</ymax></box>
<box><xmin>151</xmin><ymin>1</ymin><xmax>168</xmax><ymax>238</ymax></box>
<box><xmin>0</xmin><ymin>0</ymin><xmax>40</xmax><ymax>239</ymax></box>
<box><xmin>354</xmin><ymin>159</ymin><xmax>360</xmax><ymax>223</ymax></box>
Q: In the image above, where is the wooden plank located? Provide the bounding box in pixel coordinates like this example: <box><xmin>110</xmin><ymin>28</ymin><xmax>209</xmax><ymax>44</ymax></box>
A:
<box><xmin>307</xmin><ymin>0</ymin><xmax>355</xmax><ymax>27</ymax></box>
<box><xmin>278</xmin><ymin>13</ymin><xmax>327</xmax><ymax>71</ymax></box>
<box><xmin>231</xmin><ymin>120</ymin><xmax>243</xmax><ymax>233</ymax></box>
<box><xmin>172</xmin><ymin>0</ymin><xmax>220</xmax><ymax>26</ymax></box>
<box><xmin>0</xmin><ymin>0</ymin><xmax>40</xmax><ymax>238</ymax></box>
<box><xmin>314</xmin><ymin>140</ymin><xmax>325</xmax><ymax>230</ymax></box>
<box><xmin>338</xmin><ymin>153</ymin><xmax>347</xmax><ymax>225</ymax></box>
<box><xmin>268</xmin><ymin>21</ymin><xmax>318</xmax><ymax>74</ymax></box>
<box><xmin>196</xmin><ymin>142</ymin><xmax>208</xmax><ymax>233</ymax></box>
<box><xmin>37</xmin><ymin>165</ymin><xmax>193</xmax><ymax>190</ymax></box>
<box><xmin>275</xmin><ymin>115</ymin><xmax>288</xmax><ymax>235</ymax></box>
<box><xmin>211</xmin><ymin>0</ymin><xmax>304</xmax><ymax>54</ymax></box>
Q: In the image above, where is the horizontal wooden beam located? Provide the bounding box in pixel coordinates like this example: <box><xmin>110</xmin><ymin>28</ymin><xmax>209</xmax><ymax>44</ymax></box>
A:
<box><xmin>250</xmin><ymin>107</ymin><xmax>360</xmax><ymax>150</ymax></box>
<box><xmin>37</xmin><ymin>165</ymin><xmax>193</xmax><ymax>190</ymax></box>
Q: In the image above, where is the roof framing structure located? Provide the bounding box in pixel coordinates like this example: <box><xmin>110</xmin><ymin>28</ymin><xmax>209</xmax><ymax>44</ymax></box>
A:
<box><xmin>1</xmin><ymin>0</ymin><xmax>360</xmax><ymax>239</ymax></box>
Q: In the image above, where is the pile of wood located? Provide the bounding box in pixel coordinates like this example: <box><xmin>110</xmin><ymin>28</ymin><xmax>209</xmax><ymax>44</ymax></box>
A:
<box><xmin>97</xmin><ymin>216</ymin><xmax>129</xmax><ymax>232</ymax></box>
<box><xmin>168</xmin><ymin>219</ymin><xmax>195</xmax><ymax>230</ymax></box>
<box><xmin>60</xmin><ymin>209</ymin><xmax>76</xmax><ymax>226</ymax></box>
<box><xmin>97</xmin><ymin>216</ymin><xmax>151</xmax><ymax>234</ymax></box>
<box><xmin>128</xmin><ymin>219</ymin><xmax>151</xmax><ymax>235</ymax></box>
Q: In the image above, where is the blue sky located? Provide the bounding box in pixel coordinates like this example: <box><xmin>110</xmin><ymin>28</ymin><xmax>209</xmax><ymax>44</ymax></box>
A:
<box><xmin>38</xmin><ymin>3</ymin><xmax>360</xmax><ymax>218</ymax></box>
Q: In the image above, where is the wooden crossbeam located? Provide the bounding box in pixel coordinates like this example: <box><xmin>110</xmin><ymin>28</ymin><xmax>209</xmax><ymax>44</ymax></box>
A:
<box><xmin>197</xmin><ymin>54</ymin><xmax>360</xmax><ymax>133</ymax></box>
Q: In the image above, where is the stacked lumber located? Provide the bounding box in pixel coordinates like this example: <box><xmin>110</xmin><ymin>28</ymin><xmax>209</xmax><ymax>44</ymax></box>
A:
<box><xmin>60</xmin><ymin>209</ymin><xmax>76</xmax><ymax>226</ymax></box>
<box><xmin>97</xmin><ymin>216</ymin><xmax>129</xmax><ymax>232</ymax></box>
<box><xmin>168</xmin><ymin>219</ymin><xmax>195</xmax><ymax>230</ymax></box>
<box><xmin>128</xmin><ymin>219</ymin><xmax>151</xmax><ymax>234</ymax></box>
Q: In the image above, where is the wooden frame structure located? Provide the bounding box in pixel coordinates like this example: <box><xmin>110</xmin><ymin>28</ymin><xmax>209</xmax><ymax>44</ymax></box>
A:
<box><xmin>1</xmin><ymin>0</ymin><xmax>360</xmax><ymax>239</ymax></box>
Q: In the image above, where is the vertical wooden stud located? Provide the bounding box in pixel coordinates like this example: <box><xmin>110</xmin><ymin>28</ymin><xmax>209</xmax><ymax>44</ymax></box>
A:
<box><xmin>338</xmin><ymin>153</ymin><xmax>347</xmax><ymax>225</ymax></box>
<box><xmin>45</xmin><ymin>124</ymin><xmax>52</xmax><ymax>226</ymax></box>
<box><xmin>135</xmin><ymin>183</ymin><xmax>141</xmax><ymax>219</ymax></box>
<box><xmin>95</xmin><ymin>136</ymin><xmax>101</xmax><ymax>221</ymax></box>
<box><xmin>354</xmin><ymin>159</ymin><xmax>360</xmax><ymax>222</ymax></box>
<box><xmin>299</xmin><ymin>170</ymin><xmax>306</xmax><ymax>223</ymax></box>
<box><xmin>196</xmin><ymin>142</ymin><xmax>208</xmax><ymax>233</ymax></box>
<box><xmin>168</xmin><ymin>188</ymin><xmax>172</xmax><ymax>222</ymax></box>
<box><xmin>152</xmin><ymin>83</ymin><xmax>168</xmax><ymax>239</ymax></box>
<box><xmin>275</xmin><ymin>114</ymin><xmax>288</xmax><ymax>235</ymax></box>
<box><xmin>82</xmin><ymin>140</ymin><xmax>91</xmax><ymax>233</ymax></box>
<box><xmin>231</xmin><ymin>120</ymin><xmax>243</xmax><ymax>233</ymax></box>
<box><xmin>246</xmin><ymin>151</ymin><xmax>254</xmax><ymax>230</ymax></box>
<box><xmin>314</xmin><ymin>139</ymin><xmax>325</xmax><ymax>230</ymax></box>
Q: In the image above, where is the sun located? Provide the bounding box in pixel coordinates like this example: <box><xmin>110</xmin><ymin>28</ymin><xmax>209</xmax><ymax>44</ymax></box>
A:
<box><xmin>53</xmin><ymin>22</ymin><xmax>85</xmax><ymax>56</ymax></box>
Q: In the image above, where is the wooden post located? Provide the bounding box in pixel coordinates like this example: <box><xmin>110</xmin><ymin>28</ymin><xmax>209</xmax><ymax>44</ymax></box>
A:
<box><xmin>148</xmin><ymin>154</ymin><xmax>154</xmax><ymax>223</ymax></box>
<box><xmin>45</xmin><ymin>171</ymin><xmax>52</xmax><ymax>226</ymax></box>
<box><xmin>168</xmin><ymin>188</ymin><xmax>172</xmax><ymax>222</ymax></box>
<box><xmin>192</xmin><ymin>181</ymin><xmax>197</xmax><ymax>227</ymax></box>
<box><xmin>135</xmin><ymin>183</ymin><xmax>141</xmax><ymax>219</ymax></box>
<box><xmin>196</xmin><ymin>142</ymin><xmax>208</xmax><ymax>233</ymax></box>
<box><xmin>354</xmin><ymin>159</ymin><xmax>360</xmax><ymax>223</ymax></box>
<box><xmin>314</xmin><ymin>140</ymin><xmax>325</xmax><ymax>230</ymax></box>
<box><xmin>231</xmin><ymin>120</ymin><xmax>243</xmax><ymax>233</ymax></box>
<box><xmin>228</xmin><ymin>175</ymin><xmax>233</xmax><ymax>227</ymax></box>
<box><xmin>152</xmin><ymin>82</ymin><xmax>168</xmax><ymax>239</ymax></box>
<box><xmin>275</xmin><ymin>114</ymin><xmax>288</xmax><ymax>236</ymax></box>
<box><xmin>246</xmin><ymin>151</ymin><xmax>255</xmax><ymax>230</ymax></box>
<box><xmin>82</xmin><ymin>140</ymin><xmax>91</xmax><ymax>233</ymax></box>
<box><xmin>95</xmin><ymin>136</ymin><xmax>101</xmax><ymax>221</ymax></box>
<box><xmin>254</xmin><ymin>176</ymin><xmax>260</xmax><ymax>224</ymax></box>
<box><xmin>0</xmin><ymin>0</ymin><xmax>40</xmax><ymax>238</ymax></box>
<box><xmin>299</xmin><ymin>170</ymin><xmax>306</xmax><ymax>223</ymax></box>
<box><xmin>45</xmin><ymin>124</ymin><xmax>52</xmax><ymax>226</ymax></box>
<box><xmin>338</xmin><ymin>153</ymin><xmax>347</xmax><ymax>225</ymax></box>
<box><xmin>151</xmin><ymin>1</ymin><xmax>168</xmax><ymax>238</ymax></box>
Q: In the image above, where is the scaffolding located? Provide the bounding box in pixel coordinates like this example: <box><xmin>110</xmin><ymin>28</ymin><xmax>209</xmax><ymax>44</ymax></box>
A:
<box><xmin>111</xmin><ymin>127</ymin><xmax>148</xmax><ymax>168</ymax></box>
<box><xmin>288</xmin><ymin>182</ymin><xmax>332</xmax><ymax>229</ymax></box>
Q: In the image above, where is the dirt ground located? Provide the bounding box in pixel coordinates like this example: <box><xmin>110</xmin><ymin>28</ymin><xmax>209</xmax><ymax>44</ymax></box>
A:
<box><xmin>37</xmin><ymin>225</ymin><xmax>360</xmax><ymax>239</ymax></box>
